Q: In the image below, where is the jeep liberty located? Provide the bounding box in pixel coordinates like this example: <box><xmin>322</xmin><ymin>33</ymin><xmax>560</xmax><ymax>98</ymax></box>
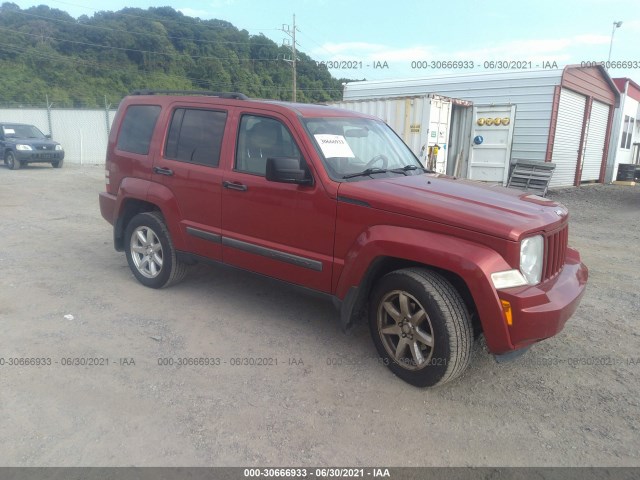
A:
<box><xmin>99</xmin><ymin>91</ymin><xmax>588</xmax><ymax>387</ymax></box>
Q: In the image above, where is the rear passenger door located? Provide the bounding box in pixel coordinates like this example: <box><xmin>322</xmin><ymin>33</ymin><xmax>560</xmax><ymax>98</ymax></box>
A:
<box><xmin>152</xmin><ymin>105</ymin><xmax>230</xmax><ymax>261</ymax></box>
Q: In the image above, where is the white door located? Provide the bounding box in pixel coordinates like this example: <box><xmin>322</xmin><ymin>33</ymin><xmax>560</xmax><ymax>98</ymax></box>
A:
<box><xmin>580</xmin><ymin>100</ymin><xmax>609</xmax><ymax>182</ymax></box>
<box><xmin>467</xmin><ymin>104</ymin><xmax>516</xmax><ymax>184</ymax></box>
<box><xmin>426</xmin><ymin>97</ymin><xmax>452</xmax><ymax>174</ymax></box>
<box><xmin>550</xmin><ymin>88</ymin><xmax>586</xmax><ymax>187</ymax></box>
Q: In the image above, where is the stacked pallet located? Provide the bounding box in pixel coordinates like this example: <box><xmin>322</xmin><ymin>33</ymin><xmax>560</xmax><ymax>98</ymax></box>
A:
<box><xmin>507</xmin><ymin>159</ymin><xmax>556</xmax><ymax>197</ymax></box>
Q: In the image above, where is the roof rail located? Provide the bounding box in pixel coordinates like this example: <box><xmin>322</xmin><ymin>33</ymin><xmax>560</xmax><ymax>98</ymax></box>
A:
<box><xmin>130</xmin><ymin>90</ymin><xmax>249</xmax><ymax>100</ymax></box>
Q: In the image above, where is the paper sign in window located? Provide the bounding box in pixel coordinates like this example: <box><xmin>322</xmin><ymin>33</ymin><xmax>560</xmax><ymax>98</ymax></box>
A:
<box><xmin>314</xmin><ymin>134</ymin><xmax>355</xmax><ymax>158</ymax></box>
<box><xmin>3</xmin><ymin>128</ymin><xmax>15</xmax><ymax>134</ymax></box>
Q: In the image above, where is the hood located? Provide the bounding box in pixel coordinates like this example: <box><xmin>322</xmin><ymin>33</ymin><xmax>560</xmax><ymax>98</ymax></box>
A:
<box><xmin>337</xmin><ymin>174</ymin><xmax>567</xmax><ymax>241</ymax></box>
<box><xmin>7</xmin><ymin>138</ymin><xmax>60</xmax><ymax>148</ymax></box>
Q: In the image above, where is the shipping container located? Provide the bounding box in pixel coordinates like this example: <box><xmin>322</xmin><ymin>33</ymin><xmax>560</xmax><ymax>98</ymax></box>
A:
<box><xmin>331</xmin><ymin>95</ymin><xmax>457</xmax><ymax>174</ymax></box>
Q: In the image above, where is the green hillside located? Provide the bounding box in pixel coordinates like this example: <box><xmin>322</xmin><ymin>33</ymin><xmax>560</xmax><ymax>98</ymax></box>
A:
<box><xmin>0</xmin><ymin>2</ymin><xmax>352</xmax><ymax>107</ymax></box>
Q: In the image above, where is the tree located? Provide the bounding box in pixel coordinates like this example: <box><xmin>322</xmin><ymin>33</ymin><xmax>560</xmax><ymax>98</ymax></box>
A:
<box><xmin>0</xmin><ymin>4</ymin><xmax>347</xmax><ymax>107</ymax></box>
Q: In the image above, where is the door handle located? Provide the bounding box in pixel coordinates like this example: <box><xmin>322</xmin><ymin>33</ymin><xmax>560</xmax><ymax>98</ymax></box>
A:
<box><xmin>153</xmin><ymin>166</ymin><xmax>174</xmax><ymax>176</ymax></box>
<box><xmin>223</xmin><ymin>181</ymin><xmax>248</xmax><ymax>192</ymax></box>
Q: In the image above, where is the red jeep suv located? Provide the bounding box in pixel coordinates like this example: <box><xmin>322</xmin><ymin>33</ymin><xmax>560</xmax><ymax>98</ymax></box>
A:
<box><xmin>99</xmin><ymin>91</ymin><xmax>588</xmax><ymax>387</ymax></box>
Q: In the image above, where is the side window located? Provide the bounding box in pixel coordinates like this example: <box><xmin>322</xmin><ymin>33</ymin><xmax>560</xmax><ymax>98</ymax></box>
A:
<box><xmin>165</xmin><ymin>108</ymin><xmax>227</xmax><ymax>167</ymax></box>
<box><xmin>116</xmin><ymin>105</ymin><xmax>161</xmax><ymax>155</ymax></box>
<box><xmin>235</xmin><ymin>115</ymin><xmax>302</xmax><ymax>175</ymax></box>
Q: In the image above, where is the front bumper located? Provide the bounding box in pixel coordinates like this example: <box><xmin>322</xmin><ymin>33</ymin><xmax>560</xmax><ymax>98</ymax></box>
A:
<box><xmin>496</xmin><ymin>247</ymin><xmax>588</xmax><ymax>352</ymax></box>
<box><xmin>16</xmin><ymin>150</ymin><xmax>65</xmax><ymax>163</ymax></box>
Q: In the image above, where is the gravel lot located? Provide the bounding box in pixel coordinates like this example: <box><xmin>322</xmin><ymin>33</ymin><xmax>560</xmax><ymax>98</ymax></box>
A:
<box><xmin>0</xmin><ymin>164</ymin><xmax>638</xmax><ymax>467</ymax></box>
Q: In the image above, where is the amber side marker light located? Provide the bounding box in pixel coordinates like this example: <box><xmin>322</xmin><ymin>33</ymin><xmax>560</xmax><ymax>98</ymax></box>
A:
<box><xmin>501</xmin><ymin>300</ymin><xmax>513</xmax><ymax>326</ymax></box>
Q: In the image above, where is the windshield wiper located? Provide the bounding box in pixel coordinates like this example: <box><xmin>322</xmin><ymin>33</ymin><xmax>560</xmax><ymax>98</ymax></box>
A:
<box><xmin>342</xmin><ymin>167</ymin><xmax>388</xmax><ymax>179</ymax></box>
<box><xmin>389</xmin><ymin>165</ymin><xmax>433</xmax><ymax>175</ymax></box>
<box><xmin>389</xmin><ymin>165</ymin><xmax>418</xmax><ymax>175</ymax></box>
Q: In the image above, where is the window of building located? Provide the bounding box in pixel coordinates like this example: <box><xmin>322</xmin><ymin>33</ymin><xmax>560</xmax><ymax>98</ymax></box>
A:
<box><xmin>116</xmin><ymin>105</ymin><xmax>161</xmax><ymax>155</ymax></box>
<box><xmin>165</xmin><ymin>108</ymin><xmax>227</xmax><ymax>167</ymax></box>
<box><xmin>620</xmin><ymin>115</ymin><xmax>635</xmax><ymax>150</ymax></box>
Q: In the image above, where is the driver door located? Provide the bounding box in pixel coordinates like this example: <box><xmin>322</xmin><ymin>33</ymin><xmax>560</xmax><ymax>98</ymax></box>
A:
<box><xmin>221</xmin><ymin>111</ymin><xmax>336</xmax><ymax>293</ymax></box>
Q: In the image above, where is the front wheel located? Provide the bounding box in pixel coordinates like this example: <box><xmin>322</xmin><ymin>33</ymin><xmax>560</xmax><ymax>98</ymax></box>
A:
<box><xmin>52</xmin><ymin>159</ymin><xmax>63</xmax><ymax>168</ymax></box>
<box><xmin>369</xmin><ymin>268</ymin><xmax>473</xmax><ymax>387</ymax></box>
<box><xmin>7</xmin><ymin>151</ymin><xmax>20</xmax><ymax>170</ymax></box>
<box><xmin>124</xmin><ymin>211</ymin><xmax>188</xmax><ymax>288</ymax></box>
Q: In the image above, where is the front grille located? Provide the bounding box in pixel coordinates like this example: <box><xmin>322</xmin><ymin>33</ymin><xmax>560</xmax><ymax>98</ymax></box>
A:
<box><xmin>36</xmin><ymin>145</ymin><xmax>51</xmax><ymax>151</ymax></box>
<box><xmin>542</xmin><ymin>225</ymin><xmax>568</xmax><ymax>281</ymax></box>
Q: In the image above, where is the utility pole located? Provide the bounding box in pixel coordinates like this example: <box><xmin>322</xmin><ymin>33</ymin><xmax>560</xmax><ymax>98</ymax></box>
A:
<box><xmin>282</xmin><ymin>14</ymin><xmax>298</xmax><ymax>102</ymax></box>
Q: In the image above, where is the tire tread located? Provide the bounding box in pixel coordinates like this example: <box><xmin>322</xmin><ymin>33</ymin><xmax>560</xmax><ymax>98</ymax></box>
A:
<box><xmin>402</xmin><ymin>268</ymin><xmax>473</xmax><ymax>385</ymax></box>
<box><xmin>370</xmin><ymin>267</ymin><xmax>473</xmax><ymax>387</ymax></box>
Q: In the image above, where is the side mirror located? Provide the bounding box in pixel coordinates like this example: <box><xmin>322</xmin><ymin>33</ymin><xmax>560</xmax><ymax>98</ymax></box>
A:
<box><xmin>266</xmin><ymin>157</ymin><xmax>313</xmax><ymax>185</ymax></box>
<box><xmin>45</xmin><ymin>134</ymin><xmax>52</xmax><ymax>139</ymax></box>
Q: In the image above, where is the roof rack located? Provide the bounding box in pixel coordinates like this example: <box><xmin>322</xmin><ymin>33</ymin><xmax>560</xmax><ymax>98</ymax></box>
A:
<box><xmin>130</xmin><ymin>90</ymin><xmax>249</xmax><ymax>100</ymax></box>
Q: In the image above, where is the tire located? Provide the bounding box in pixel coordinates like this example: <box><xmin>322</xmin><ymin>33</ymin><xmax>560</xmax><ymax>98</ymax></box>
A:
<box><xmin>7</xmin><ymin>151</ymin><xmax>20</xmax><ymax>170</ymax></box>
<box><xmin>369</xmin><ymin>268</ymin><xmax>473</xmax><ymax>387</ymax></box>
<box><xmin>52</xmin><ymin>159</ymin><xmax>63</xmax><ymax>168</ymax></box>
<box><xmin>124</xmin><ymin>211</ymin><xmax>188</xmax><ymax>288</ymax></box>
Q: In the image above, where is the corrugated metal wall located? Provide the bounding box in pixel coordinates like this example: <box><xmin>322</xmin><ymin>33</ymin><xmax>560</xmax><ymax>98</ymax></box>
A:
<box><xmin>550</xmin><ymin>89</ymin><xmax>586</xmax><ymax>187</ymax></box>
<box><xmin>343</xmin><ymin>70</ymin><xmax>563</xmax><ymax>165</ymax></box>
<box><xmin>0</xmin><ymin>108</ymin><xmax>116</xmax><ymax>164</ymax></box>
<box><xmin>581</xmin><ymin>100</ymin><xmax>609</xmax><ymax>182</ymax></box>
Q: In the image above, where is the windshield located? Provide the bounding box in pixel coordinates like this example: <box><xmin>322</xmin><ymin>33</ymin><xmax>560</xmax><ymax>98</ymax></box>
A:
<box><xmin>303</xmin><ymin>117</ymin><xmax>425</xmax><ymax>181</ymax></box>
<box><xmin>2</xmin><ymin>124</ymin><xmax>47</xmax><ymax>139</ymax></box>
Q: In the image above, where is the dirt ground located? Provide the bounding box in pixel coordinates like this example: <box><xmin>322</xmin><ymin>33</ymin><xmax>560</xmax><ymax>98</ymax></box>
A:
<box><xmin>0</xmin><ymin>164</ymin><xmax>638</xmax><ymax>467</ymax></box>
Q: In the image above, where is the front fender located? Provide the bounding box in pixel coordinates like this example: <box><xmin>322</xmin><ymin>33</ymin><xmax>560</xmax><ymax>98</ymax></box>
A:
<box><xmin>335</xmin><ymin>225</ymin><xmax>515</xmax><ymax>352</ymax></box>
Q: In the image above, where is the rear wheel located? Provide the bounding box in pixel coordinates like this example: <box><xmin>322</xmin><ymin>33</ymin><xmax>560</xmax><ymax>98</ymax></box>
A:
<box><xmin>7</xmin><ymin>151</ymin><xmax>20</xmax><ymax>170</ymax></box>
<box><xmin>124</xmin><ymin>211</ymin><xmax>188</xmax><ymax>288</ymax></box>
<box><xmin>369</xmin><ymin>268</ymin><xmax>473</xmax><ymax>387</ymax></box>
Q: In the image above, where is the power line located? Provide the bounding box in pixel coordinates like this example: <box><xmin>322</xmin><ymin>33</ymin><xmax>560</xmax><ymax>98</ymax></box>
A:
<box><xmin>296</xmin><ymin>28</ymin><xmax>337</xmax><ymax>61</ymax></box>
<box><xmin>0</xmin><ymin>41</ymin><xmax>342</xmax><ymax>97</ymax></box>
<box><xmin>0</xmin><ymin>6</ymin><xmax>346</xmax><ymax>103</ymax></box>
<box><xmin>4</xmin><ymin>9</ymin><xmax>277</xmax><ymax>48</ymax></box>
<box><xmin>0</xmin><ymin>25</ymin><xmax>286</xmax><ymax>63</ymax></box>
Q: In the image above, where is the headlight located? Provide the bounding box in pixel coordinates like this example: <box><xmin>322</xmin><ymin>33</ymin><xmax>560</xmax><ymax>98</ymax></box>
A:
<box><xmin>55</xmin><ymin>145</ymin><xmax>63</xmax><ymax>151</ymax></box>
<box><xmin>520</xmin><ymin>235</ymin><xmax>544</xmax><ymax>285</ymax></box>
<box><xmin>16</xmin><ymin>144</ymin><xmax>32</xmax><ymax>151</ymax></box>
<box><xmin>491</xmin><ymin>235</ymin><xmax>545</xmax><ymax>290</ymax></box>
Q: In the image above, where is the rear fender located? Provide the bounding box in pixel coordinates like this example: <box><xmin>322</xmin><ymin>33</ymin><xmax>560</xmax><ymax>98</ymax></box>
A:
<box><xmin>114</xmin><ymin>178</ymin><xmax>186</xmax><ymax>251</ymax></box>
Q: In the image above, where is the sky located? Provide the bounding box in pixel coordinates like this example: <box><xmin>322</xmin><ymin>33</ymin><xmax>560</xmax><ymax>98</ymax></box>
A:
<box><xmin>8</xmin><ymin>0</ymin><xmax>640</xmax><ymax>82</ymax></box>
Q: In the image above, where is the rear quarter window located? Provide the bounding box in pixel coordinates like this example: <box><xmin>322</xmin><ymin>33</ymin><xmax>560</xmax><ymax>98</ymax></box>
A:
<box><xmin>116</xmin><ymin>105</ymin><xmax>161</xmax><ymax>155</ymax></box>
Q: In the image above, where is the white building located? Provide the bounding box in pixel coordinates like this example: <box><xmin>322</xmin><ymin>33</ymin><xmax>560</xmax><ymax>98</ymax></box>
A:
<box><xmin>608</xmin><ymin>78</ymin><xmax>640</xmax><ymax>181</ymax></box>
<box><xmin>342</xmin><ymin>66</ymin><xmax>620</xmax><ymax>188</ymax></box>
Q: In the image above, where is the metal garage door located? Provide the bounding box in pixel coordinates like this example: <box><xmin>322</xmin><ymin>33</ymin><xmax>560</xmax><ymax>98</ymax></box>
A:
<box><xmin>580</xmin><ymin>100</ymin><xmax>609</xmax><ymax>182</ymax></box>
<box><xmin>550</xmin><ymin>88</ymin><xmax>586</xmax><ymax>187</ymax></box>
